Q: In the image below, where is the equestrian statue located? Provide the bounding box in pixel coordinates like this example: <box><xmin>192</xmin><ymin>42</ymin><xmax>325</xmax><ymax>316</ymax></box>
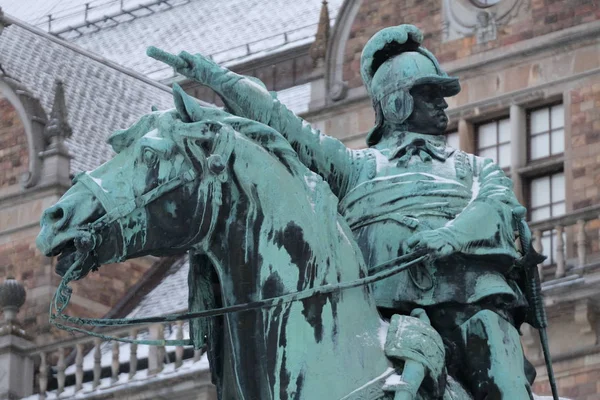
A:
<box><xmin>36</xmin><ymin>24</ymin><xmax>563</xmax><ymax>400</ymax></box>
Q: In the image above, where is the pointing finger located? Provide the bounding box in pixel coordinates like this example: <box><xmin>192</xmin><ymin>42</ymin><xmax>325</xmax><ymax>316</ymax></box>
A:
<box><xmin>146</xmin><ymin>46</ymin><xmax>188</xmax><ymax>70</ymax></box>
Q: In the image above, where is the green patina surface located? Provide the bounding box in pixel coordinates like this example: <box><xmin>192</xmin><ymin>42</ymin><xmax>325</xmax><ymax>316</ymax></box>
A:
<box><xmin>35</xmin><ymin>25</ymin><xmax>561</xmax><ymax>400</ymax></box>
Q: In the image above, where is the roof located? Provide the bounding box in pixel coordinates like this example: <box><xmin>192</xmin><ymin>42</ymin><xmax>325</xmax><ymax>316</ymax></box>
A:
<box><xmin>0</xmin><ymin>20</ymin><xmax>175</xmax><ymax>174</ymax></box>
<box><xmin>4</xmin><ymin>0</ymin><xmax>344</xmax><ymax>82</ymax></box>
<box><xmin>128</xmin><ymin>256</ymin><xmax>190</xmax><ymax>318</ymax></box>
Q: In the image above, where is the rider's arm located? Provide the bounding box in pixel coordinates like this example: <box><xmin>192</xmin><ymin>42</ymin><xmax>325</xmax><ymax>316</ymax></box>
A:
<box><xmin>169</xmin><ymin>53</ymin><xmax>357</xmax><ymax>198</ymax></box>
<box><xmin>445</xmin><ymin>156</ymin><xmax>522</xmax><ymax>259</ymax></box>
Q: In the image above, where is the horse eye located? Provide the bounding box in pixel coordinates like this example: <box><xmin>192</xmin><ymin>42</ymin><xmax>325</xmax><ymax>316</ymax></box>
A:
<box><xmin>142</xmin><ymin>148</ymin><xmax>159</xmax><ymax>165</ymax></box>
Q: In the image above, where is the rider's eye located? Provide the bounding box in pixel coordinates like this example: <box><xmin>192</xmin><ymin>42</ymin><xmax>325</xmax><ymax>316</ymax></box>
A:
<box><xmin>142</xmin><ymin>148</ymin><xmax>158</xmax><ymax>166</ymax></box>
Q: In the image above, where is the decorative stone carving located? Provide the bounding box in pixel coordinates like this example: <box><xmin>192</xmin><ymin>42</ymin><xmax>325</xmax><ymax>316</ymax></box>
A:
<box><xmin>442</xmin><ymin>0</ymin><xmax>529</xmax><ymax>44</ymax></box>
<box><xmin>0</xmin><ymin>273</ymin><xmax>28</xmax><ymax>338</ymax></box>
<box><xmin>309</xmin><ymin>1</ymin><xmax>330</xmax><ymax>68</ymax></box>
<box><xmin>38</xmin><ymin>79</ymin><xmax>72</xmax><ymax>189</ymax></box>
<box><xmin>43</xmin><ymin>80</ymin><xmax>72</xmax><ymax>150</ymax></box>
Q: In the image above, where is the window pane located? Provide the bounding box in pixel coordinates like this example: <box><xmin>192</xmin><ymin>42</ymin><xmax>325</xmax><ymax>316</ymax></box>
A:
<box><xmin>531</xmin><ymin>133</ymin><xmax>550</xmax><ymax>160</ymax></box>
<box><xmin>551</xmin><ymin>172</ymin><xmax>565</xmax><ymax>202</ymax></box>
<box><xmin>479</xmin><ymin>147</ymin><xmax>497</xmax><ymax>164</ymax></box>
<box><xmin>478</xmin><ymin>122</ymin><xmax>497</xmax><ymax>148</ymax></box>
<box><xmin>552</xmin><ymin>202</ymin><xmax>565</xmax><ymax>217</ymax></box>
<box><xmin>532</xmin><ymin>206</ymin><xmax>551</xmax><ymax>222</ymax></box>
<box><xmin>498</xmin><ymin>118</ymin><xmax>511</xmax><ymax>143</ymax></box>
<box><xmin>498</xmin><ymin>143</ymin><xmax>511</xmax><ymax>169</ymax></box>
<box><xmin>531</xmin><ymin>176</ymin><xmax>550</xmax><ymax>208</ymax></box>
<box><xmin>551</xmin><ymin>104</ymin><xmax>564</xmax><ymax>129</ymax></box>
<box><xmin>446</xmin><ymin>132</ymin><xmax>459</xmax><ymax>149</ymax></box>
<box><xmin>550</xmin><ymin>128</ymin><xmax>564</xmax><ymax>155</ymax></box>
<box><xmin>530</xmin><ymin>108</ymin><xmax>549</xmax><ymax>134</ymax></box>
<box><xmin>541</xmin><ymin>234</ymin><xmax>552</xmax><ymax>265</ymax></box>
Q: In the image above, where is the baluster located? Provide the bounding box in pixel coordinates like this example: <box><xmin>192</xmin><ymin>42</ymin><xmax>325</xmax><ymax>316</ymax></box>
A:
<box><xmin>129</xmin><ymin>328</ymin><xmax>138</xmax><ymax>380</ymax></box>
<box><xmin>157</xmin><ymin>324</ymin><xmax>165</xmax><ymax>374</ymax></box>
<box><xmin>57</xmin><ymin>347</ymin><xmax>66</xmax><ymax>395</ymax></box>
<box><xmin>93</xmin><ymin>337</ymin><xmax>102</xmax><ymax>389</ymax></box>
<box><xmin>39</xmin><ymin>352</ymin><xmax>48</xmax><ymax>400</ymax></box>
<box><xmin>577</xmin><ymin>219</ymin><xmax>587</xmax><ymax>267</ymax></box>
<box><xmin>555</xmin><ymin>225</ymin><xmax>565</xmax><ymax>278</ymax></box>
<box><xmin>533</xmin><ymin>229</ymin><xmax>544</xmax><ymax>281</ymax></box>
<box><xmin>148</xmin><ymin>324</ymin><xmax>165</xmax><ymax>375</ymax></box>
<box><xmin>175</xmin><ymin>321</ymin><xmax>184</xmax><ymax>369</ymax></box>
<box><xmin>75</xmin><ymin>343</ymin><xmax>84</xmax><ymax>392</ymax></box>
<box><xmin>111</xmin><ymin>341</ymin><xmax>120</xmax><ymax>384</ymax></box>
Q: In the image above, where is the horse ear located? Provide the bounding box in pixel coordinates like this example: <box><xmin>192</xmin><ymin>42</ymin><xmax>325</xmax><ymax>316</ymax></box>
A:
<box><xmin>173</xmin><ymin>83</ymin><xmax>206</xmax><ymax>123</ymax></box>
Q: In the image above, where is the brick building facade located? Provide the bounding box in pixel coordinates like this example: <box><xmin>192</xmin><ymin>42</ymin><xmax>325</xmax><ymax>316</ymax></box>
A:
<box><xmin>0</xmin><ymin>0</ymin><xmax>599</xmax><ymax>398</ymax></box>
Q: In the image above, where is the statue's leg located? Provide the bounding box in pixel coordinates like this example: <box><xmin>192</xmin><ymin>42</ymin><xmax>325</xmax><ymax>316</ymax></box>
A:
<box><xmin>458</xmin><ymin>309</ymin><xmax>533</xmax><ymax>400</ymax></box>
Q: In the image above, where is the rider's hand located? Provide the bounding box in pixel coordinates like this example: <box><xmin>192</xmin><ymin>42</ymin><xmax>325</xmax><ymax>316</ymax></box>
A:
<box><xmin>175</xmin><ymin>51</ymin><xmax>224</xmax><ymax>87</ymax></box>
<box><xmin>147</xmin><ymin>47</ymin><xmax>224</xmax><ymax>89</ymax></box>
<box><xmin>403</xmin><ymin>228</ymin><xmax>459</xmax><ymax>258</ymax></box>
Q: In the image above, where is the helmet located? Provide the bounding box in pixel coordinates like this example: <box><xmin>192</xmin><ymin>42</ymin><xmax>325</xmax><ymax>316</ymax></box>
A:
<box><xmin>360</xmin><ymin>25</ymin><xmax>461</xmax><ymax>146</ymax></box>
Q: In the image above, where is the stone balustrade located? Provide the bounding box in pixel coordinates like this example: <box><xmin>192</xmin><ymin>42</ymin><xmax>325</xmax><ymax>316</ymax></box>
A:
<box><xmin>25</xmin><ymin>320</ymin><xmax>212</xmax><ymax>399</ymax></box>
<box><xmin>528</xmin><ymin>204</ymin><xmax>600</xmax><ymax>282</ymax></box>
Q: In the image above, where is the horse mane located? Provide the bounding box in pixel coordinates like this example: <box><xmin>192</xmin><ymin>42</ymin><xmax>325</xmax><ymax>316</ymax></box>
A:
<box><xmin>210</xmin><ymin>115</ymin><xmax>311</xmax><ymax>178</ymax></box>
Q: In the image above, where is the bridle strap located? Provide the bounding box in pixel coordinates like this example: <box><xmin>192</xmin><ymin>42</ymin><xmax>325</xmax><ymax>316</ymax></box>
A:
<box><xmin>51</xmin><ymin>124</ymin><xmax>238</xmax><ymax>344</ymax></box>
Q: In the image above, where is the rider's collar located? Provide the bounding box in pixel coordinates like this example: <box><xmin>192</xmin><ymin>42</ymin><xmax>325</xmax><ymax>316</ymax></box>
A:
<box><xmin>385</xmin><ymin>132</ymin><xmax>452</xmax><ymax>163</ymax></box>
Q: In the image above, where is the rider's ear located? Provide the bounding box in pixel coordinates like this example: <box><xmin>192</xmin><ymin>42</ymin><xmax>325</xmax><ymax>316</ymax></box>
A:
<box><xmin>173</xmin><ymin>83</ymin><xmax>206</xmax><ymax>123</ymax></box>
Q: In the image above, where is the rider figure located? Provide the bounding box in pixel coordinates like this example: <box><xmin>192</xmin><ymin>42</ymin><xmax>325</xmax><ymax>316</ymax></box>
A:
<box><xmin>165</xmin><ymin>25</ymin><xmax>535</xmax><ymax>399</ymax></box>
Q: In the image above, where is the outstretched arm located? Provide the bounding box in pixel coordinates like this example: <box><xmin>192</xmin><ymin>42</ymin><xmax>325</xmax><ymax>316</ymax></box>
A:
<box><xmin>148</xmin><ymin>47</ymin><xmax>355</xmax><ymax>197</ymax></box>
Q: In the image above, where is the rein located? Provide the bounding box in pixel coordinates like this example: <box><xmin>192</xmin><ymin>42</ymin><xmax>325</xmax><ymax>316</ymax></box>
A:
<box><xmin>51</xmin><ymin>249</ymin><xmax>430</xmax><ymax>346</ymax></box>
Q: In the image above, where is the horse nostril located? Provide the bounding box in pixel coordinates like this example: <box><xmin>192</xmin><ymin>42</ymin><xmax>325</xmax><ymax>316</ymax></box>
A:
<box><xmin>50</xmin><ymin>208</ymin><xmax>64</xmax><ymax>221</ymax></box>
<box><xmin>44</xmin><ymin>205</ymin><xmax>70</xmax><ymax>230</ymax></box>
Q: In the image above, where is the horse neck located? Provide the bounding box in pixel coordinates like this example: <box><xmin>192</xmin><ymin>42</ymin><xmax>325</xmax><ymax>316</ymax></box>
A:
<box><xmin>206</xmin><ymin>159</ymin><xmax>363</xmax><ymax>305</ymax></box>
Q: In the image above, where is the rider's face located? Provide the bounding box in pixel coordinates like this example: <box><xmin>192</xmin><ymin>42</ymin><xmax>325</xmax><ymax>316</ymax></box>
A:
<box><xmin>404</xmin><ymin>84</ymin><xmax>449</xmax><ymax>135</ymax></box>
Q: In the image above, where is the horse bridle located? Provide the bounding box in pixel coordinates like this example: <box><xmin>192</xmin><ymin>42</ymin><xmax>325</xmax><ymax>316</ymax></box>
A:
<box><xmin>50</xmin><ymin>122</ymin><xmax>431</xmax><ymax>346</ymax></box>
<box><xmin>50</xmin><ymin>123</ymin><xmax>236</xmax><ymax>344</ymax></box>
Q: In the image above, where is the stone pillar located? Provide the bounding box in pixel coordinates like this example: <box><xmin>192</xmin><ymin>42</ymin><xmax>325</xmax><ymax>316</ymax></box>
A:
<box><xmin>0</xmin><ymin>275</ymin><xmax>34</xmax><ymax>399</ymax></box>
<box><xmin>458</xmin><ymin>118</ymin><xmax>475</xmax><ymax>154</ymax></box>
<box><xmin>510</xmin><ymin>104</ymin><xmax>527</xmax><ymax>204</ymax></box>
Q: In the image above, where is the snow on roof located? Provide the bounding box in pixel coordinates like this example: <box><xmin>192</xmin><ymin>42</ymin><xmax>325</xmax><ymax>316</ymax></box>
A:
<box><xmin>4</xmin><ymin>0</ymin><xmax>344</xmax><ymax>81</ymax></box>
<box><xmin>0</xmin><ymin>21</ymin><xmax>175</xmax><ymax>174</ymax></box>
<box><xmin>127</xmin><ymin>256</ymin><xmax>190</xmax><ymax>319</ymax></box>
<box><xmin>277</xmin><ymin>82</ymin><xmax>312</xmax><ymax>115</ymax></box>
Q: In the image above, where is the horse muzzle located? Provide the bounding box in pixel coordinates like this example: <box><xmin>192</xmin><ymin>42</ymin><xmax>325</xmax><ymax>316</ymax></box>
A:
<box><xmin>37</xmin><ymin>184</ymin><xmax>106</xmax><ymax>278</ymax></box>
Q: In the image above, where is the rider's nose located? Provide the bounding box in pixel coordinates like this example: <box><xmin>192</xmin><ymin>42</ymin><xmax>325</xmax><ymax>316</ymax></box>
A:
<box><xmin>439</xmin><ymin>98</ymin><xmax>448</xmax><ymax>110</ymax></box>
<box><xmin>41</xmin><ymin>204</ymin><xmax>71</xmax><ymax>231</ymax></box>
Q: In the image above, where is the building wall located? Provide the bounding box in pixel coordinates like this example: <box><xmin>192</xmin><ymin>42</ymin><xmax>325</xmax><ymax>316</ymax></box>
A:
<box><xmin>0</xmin><ymin>96</ymin><xmax>28</xmax><ymax>189</ymax></box>
<box><xmin>341</xmin><ymin>0</ymin><xmax>600</xmax><ymax>89</ymax></box>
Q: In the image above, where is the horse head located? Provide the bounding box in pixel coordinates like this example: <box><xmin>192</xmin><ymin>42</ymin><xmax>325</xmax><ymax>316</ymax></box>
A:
<box><xmin>36</xmin><ymin>85</ymin><xmax>249</xmax><ymax>279</ymax></box>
